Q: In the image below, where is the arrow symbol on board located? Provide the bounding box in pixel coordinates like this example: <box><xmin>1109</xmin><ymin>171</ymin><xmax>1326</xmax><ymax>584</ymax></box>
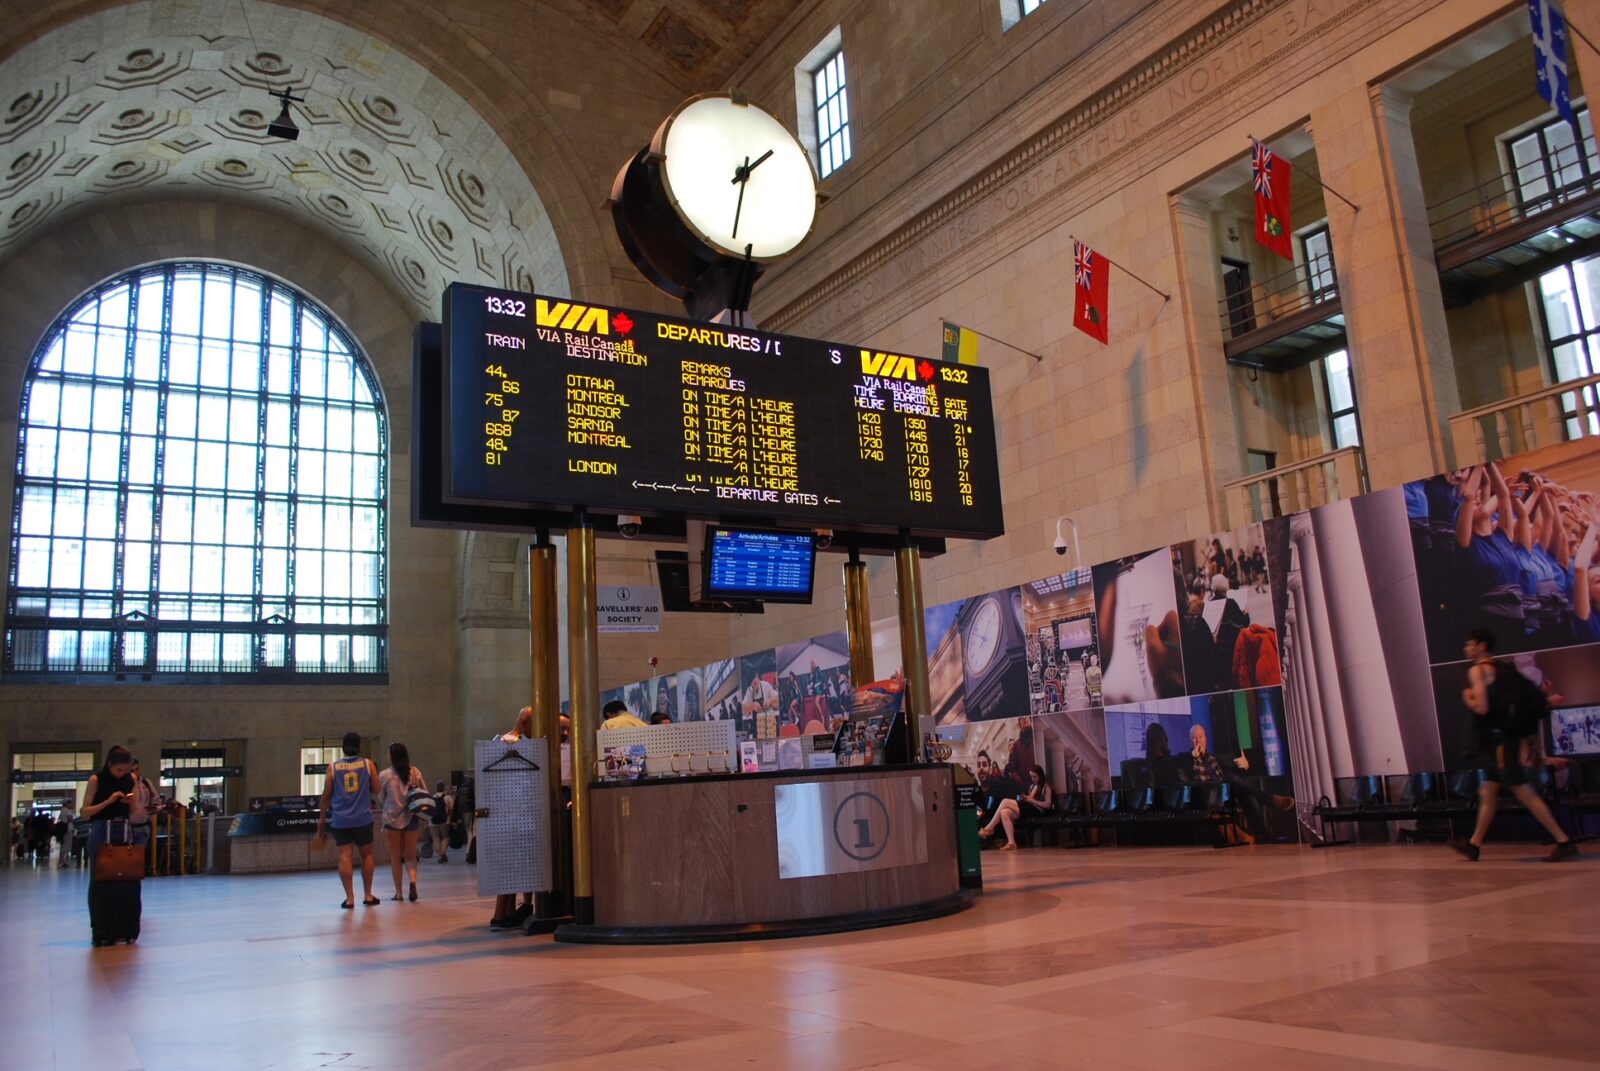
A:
<box><xmin>824</xmin><ymin>497</ymin><xmax>841</xmax><ymax>504</ymax></box>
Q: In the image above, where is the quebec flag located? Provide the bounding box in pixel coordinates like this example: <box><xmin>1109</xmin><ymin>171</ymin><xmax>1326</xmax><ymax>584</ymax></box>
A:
<box><xmin>1529</xmin><ymin>0</ymin><xmax>1579</xmax><ymax>131</ymax></box>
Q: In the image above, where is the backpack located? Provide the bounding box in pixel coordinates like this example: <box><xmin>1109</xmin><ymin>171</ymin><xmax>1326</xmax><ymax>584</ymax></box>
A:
<box><xmin>405</xmin><ymin>786</ymin><xmax>437</xmax><ymax>819</ymax></box>
<box><xmin>1489</xmin><ymin>661</ymin><xmax>1552</xmax><ymax>739</ymax></box>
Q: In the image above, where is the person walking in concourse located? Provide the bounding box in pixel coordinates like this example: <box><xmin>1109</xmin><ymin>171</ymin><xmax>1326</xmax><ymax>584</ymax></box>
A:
<box><xmin>378</xmin><ymin>742</ymin><xmax>427</xmax><ymax>902</ymax></box>
<box><xmin>316</xmin><ymin>732</ymin><xmax>381</xmax><ymax>909</ymax></box>
<box><xmin>1453</xmin><ymin>628</ymin><xmax>1577</xmax><ymax>862</ymax></box>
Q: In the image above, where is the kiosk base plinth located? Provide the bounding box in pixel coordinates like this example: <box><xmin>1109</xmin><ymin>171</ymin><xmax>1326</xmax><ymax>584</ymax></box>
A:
<box><xmin>552</xmin><ymin>890</ymin><xmax>975</xmax><ymax>945</ymax></box>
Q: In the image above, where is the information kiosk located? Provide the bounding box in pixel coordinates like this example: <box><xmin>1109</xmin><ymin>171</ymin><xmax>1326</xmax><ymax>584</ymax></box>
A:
<box><xmin>415</xmin><ymin>282</ymin><xmax>1004</xmax><ymax>940</ymax></box>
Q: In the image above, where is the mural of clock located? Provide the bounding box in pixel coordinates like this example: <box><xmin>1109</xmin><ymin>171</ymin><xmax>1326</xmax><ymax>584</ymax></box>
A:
<box><xmin>956</xmin><ymin>591</ymin><xmax>1029</xmax><ymax>721</ymax></box>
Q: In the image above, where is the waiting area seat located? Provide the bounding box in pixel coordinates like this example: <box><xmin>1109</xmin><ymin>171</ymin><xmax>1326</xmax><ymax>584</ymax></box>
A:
<box><xmin>1313</xmin><ymin>759</ymin><xmax>1600</xmax><ymax>843</ymax></box>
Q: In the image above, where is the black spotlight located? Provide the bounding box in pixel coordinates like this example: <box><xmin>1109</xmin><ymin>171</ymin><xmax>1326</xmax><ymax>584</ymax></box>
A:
<box><xmin>267</xmin><ymin>88</ymin><xmax>303</xmax><ymax>141</ymax></box>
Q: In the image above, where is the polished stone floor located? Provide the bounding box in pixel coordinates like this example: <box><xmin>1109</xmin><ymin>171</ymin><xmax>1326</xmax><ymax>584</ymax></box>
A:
<box><xmin>3</xmin><ymin>841</ymin><xmax>1596</xmax><ymax>1070</ymax></box>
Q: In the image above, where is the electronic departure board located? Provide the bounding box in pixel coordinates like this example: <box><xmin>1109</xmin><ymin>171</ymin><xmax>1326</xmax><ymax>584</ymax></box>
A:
<box><xmin>704</xmin><ymin>527</ymin><xmax>816</xmax><ymax>603</ymax></box>
<box><xmin>441</xmin><ymin>283</ymin><xmax>1004</xmax><ymax>539</ymax></box>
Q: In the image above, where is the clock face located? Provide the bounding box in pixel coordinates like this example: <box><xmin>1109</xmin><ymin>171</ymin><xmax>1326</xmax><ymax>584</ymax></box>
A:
<box><xmin>658</xmin><ymin>95</ymin><xmax>818</xmax><ymax>261</ymax></box>
<box><xmin>964</xmin><ymin>597</ymin><xmax>1003</xmax><ymax>677</ymax></box>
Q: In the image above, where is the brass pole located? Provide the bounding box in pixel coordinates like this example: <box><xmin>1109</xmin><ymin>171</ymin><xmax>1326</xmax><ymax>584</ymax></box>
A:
<box><xmin>528</xmin><ymin>537</ymin><xmax>566</xmax><ymax>911</ymax></box>
<box><xmin>895</xmin><ymin>534</ymin><xmax>932</xmax><ymax>746</ymax></box>
<box><xmin>843</xmin><ymin>548</ymin><xmax>874</xmax><ymax>685</ymax></box>
<box><xmin>565</xmin><ymin>511</ymin><xmax>599</xmax><ymax>924</ymax></box>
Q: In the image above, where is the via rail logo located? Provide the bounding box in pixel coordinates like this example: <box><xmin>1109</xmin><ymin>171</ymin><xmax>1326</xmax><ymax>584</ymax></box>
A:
<box><xmin>832</xmin><ymin>791</ymin><xmax>891</xmax><ymax>863</ymax></box>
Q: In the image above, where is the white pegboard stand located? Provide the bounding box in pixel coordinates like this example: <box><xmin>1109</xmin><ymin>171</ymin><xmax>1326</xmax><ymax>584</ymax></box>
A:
<box><xmin>474</xmin><ymin>738</ymin><xmax>552</xmax><ymax>897</ymax></box>
<box><xmin>596</xmin><ymin>721</ymin><xmax>738</xmax><ymax>777</ymax></box>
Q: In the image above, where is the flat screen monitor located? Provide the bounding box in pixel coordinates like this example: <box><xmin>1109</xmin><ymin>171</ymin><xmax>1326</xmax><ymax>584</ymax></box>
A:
<box><xmin>703</xmin><ymin>527</ymin><xmax>815</xmax><ymax>604</ymax></box>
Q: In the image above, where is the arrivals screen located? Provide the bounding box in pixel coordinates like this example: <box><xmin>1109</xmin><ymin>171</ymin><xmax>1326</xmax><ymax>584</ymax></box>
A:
<box><xmin>441</xmin><ymin>283</ymin><xmax>1004</xmax><ymax>539</ymax></box>
<box><xmin>704</xmin><ymin>527</ymin><xmax>815</xmax><ymax>603</ymax></box>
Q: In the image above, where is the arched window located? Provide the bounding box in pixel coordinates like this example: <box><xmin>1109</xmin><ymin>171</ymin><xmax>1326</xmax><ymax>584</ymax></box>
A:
<box><xmin>5</xmin><ymin>263</ymin><xmax>387</xmax><ymax>681</ymax></box>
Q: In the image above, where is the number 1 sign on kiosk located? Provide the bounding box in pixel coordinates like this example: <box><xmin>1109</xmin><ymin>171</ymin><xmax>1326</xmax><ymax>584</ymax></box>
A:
<box><xmin>441</xmin><ymin>283</ymin><xmax>1004</xmax><ymax>540</ymax></box>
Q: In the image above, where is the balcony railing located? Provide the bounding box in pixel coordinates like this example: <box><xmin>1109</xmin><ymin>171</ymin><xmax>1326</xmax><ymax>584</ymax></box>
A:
<box><xmin>1428</xmin><ymin>139</ymin><xmax>1600</xmax><ymax>269</ymax></box>
<box><xmin>1449</xmin><ymin>370</ymin><xmax>1600</xmax><ymax>465</ymax></box>
<box><xmin>1217</xmin><ymin>256</ymin><xmax>1339</xmax><ymax>343</ymax></box>
<box><xmin>1223</xmin><ymin>446</ymin><xmax>1367</xmax><ymax>523</ymax></box>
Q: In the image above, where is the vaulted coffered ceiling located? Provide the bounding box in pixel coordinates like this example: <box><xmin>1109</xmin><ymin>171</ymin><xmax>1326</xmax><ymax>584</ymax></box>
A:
<box><xmin>0</xmin><ymin>0</ymin><xmax>803</xmax><ymax>315</ymax></box>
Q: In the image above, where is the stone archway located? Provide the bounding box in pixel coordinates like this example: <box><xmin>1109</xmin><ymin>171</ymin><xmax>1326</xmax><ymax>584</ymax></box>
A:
<box><xmin>0</xmin><ymin>0</ymin><xmax>571</xmax><ymax>313</ymax></box>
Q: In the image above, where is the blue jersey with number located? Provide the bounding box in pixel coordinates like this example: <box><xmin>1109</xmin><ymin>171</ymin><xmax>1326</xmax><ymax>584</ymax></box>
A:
<box><xmin>329</xmin><ymin>758</ymin><xmax>373</xmax><ymax>829</ymax></box>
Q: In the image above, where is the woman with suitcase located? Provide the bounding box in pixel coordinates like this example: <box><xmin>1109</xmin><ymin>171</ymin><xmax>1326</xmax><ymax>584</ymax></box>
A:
<box><xmin>81</xmin><ymin>745</ymin><xmax>145</xmax><ymax>946</ymax></box>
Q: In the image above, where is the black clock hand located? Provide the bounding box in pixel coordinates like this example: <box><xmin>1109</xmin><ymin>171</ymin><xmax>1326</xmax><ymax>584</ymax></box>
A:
<box><xmin>731</xmin><ymin>154</ymin><xmax>751</xmax><ymax>241</ymax></box>
<box><xmin>731</xmin><ymin>149</ymin><xmax>774</xmax><ymax>184</ymax></box>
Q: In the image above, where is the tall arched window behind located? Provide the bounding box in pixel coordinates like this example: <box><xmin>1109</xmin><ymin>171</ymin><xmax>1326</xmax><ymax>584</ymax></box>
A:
<box><xmin>5</xmin><ymin>263</ymin><xmax>387</xmax><ymax>681</ymax></box>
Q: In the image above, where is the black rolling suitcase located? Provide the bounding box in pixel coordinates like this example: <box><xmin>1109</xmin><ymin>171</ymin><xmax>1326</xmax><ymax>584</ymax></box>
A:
<box><xmin>89</xmin><ymin>879</ymin><xmax>141</xmax><ymax>946</ymax></box>
<box><xmin>89</xmin><ymin>819</ymin><xmax>143</xmax><ymax>946</ymax></box>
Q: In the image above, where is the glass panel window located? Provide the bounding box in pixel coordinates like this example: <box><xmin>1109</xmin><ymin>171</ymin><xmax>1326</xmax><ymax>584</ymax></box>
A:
<box><xmin>1320</xmin><ymin>349</ymin><xmax>1361</xmax><ymax>450</ymax></box>
<box><xmin>1508</xmin><ymin>107</ymin><xmax>1598</xmax><ymax>212</ymax></box>
<box><xmin>5</xmin><ymin>262</ymin><xmax>389</xmax><ymax>679</ymax></box>
<box><xmin>812</xmin><ymin>50</ymin><xmax>851</xmax><ymax>179</ymax></box>
<box><xmin>1300</xmin><ymin>225</ymin><xmax>1336</xmax><ymax>302</ymax></box>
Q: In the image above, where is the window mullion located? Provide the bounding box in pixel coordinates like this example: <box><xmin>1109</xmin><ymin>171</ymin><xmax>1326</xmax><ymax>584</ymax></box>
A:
<box><xmin>286</xmin><ymin>289</ymin><xmax>300</xmax><ymax>672</ymax></box>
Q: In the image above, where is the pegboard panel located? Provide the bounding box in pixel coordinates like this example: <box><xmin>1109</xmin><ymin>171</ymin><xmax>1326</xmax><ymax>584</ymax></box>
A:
<box><xmin>474</xmin><ymin>738</ymin><xmax>551</xmax><ymax>897</ymax></box>
<box><xmin>595</xmin><ymin>721</ymin><xmax>738</xmax><ymax>777</ymax></box>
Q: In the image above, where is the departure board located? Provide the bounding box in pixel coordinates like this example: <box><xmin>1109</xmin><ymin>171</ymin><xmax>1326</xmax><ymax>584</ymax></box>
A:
<box><xmin>441</xmin><ymin>283</ymin><xmax>1004</xmax><ymax>539</ymax></box>
<box><xmin>705</xmin><ymin>527</ymin><xmax>815</xmax><ymax>602</ymax></box>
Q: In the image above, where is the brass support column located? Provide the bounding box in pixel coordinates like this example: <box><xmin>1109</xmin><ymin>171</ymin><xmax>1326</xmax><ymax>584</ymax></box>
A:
<box><xmin>528</xmin><ymin>535</ymin><xmax>566</xmax><ymax>913</ymax></box>
<box><xmin>565</xmin><ymin>510</ymin><xmax>599</xmax><ymax>924</ymax></box>
<box><xmin>843</xmin><ymin>545</ymin><xmax>874</xmax><ymax>685</ymax></box>
<box><xmin>895</xmin><ymin>533</ymin><xmax>931</xmax><ymax>736</ymax></box>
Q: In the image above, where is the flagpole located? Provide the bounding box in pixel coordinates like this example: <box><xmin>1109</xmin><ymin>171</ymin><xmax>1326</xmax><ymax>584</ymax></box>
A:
<box><xmin>1565</xmin><ymin>14</ymin><xmax>1600</xmax><ymax>62</ymax></box>
<box><xmin>1248</xmin><ymin>136</ymin><xmax>1360</xmax><ymax>213</ymax></box>
<box><xmin>948</xmin><ymin>323</ymin><xmax>1043</xmax><ymax>363</ymax></box>
<box><xmin>1073</xmin><ymin>236</ymin><xmax>1170</xmax><ymax>300</ymax></box>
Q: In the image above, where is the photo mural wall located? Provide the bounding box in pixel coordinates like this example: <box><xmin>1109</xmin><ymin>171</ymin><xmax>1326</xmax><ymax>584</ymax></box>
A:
<box><xmin>601</xmin><ymin>435</ymin><xmax>1600</xmax><ymax>837</ymax></box>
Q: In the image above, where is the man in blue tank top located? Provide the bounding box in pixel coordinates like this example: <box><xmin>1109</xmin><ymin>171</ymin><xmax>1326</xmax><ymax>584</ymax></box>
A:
<box><xmin>317</xmin><ymin>732</ymin><xmax>380</xmax><ymax>909</ymax></box>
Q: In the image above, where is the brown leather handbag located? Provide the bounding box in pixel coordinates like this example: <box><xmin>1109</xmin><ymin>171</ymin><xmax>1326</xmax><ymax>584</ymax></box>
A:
<box><xmin>93</xmin><ymin>821</ymin><xmax>145</xmax><ymax>881</ymax></box>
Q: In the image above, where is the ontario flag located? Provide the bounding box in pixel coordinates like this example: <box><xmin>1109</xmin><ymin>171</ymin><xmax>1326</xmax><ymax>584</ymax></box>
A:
<box><xmin>1072</xmin><ymin>240</ymin><xmax>1109</xmax><ymax>344</ymax></box>
<box><xmin>1252</xmin><ymin>139</ymin><xmax>1293</xmax><ymax>260</ymax></box>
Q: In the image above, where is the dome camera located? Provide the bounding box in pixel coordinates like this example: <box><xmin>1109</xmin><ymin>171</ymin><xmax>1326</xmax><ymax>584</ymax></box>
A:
<box><xmin>814</xmin><ymin>528</ymin><xmax>833</xmax><ymax>550</ymax></box>
<box><xmin>617</xmin><ymin>514</ymin><xmax>642</xmax><ymax>538</ymax></box>
<box><xmin>1052</xmin><ymin>516</ymin><xmax>1081</xmax><ymax>565</ymax></box>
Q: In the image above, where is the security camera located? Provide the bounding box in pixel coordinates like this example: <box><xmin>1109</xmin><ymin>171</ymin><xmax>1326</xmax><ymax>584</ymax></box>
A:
<box><xmin>1052</xmin><ymin>516</ymin><xmax>1081</xmax><ymax>564</ymax></box>
<box><xmin>814</xmin><ymin>528</ymin><xmax>833</xmax><ymax>549</ymax></box>
<box><xmin>617</xmin><ymin>514</ymin><xmax>642</xmax><ymax>538</ymax></box>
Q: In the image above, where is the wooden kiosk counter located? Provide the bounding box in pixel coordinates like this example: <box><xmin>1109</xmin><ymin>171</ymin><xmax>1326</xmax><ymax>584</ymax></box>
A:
<box><xmin>559</xmin><ymin>763</ymin><xmax>971</xmax><ymax>943</ymax></box>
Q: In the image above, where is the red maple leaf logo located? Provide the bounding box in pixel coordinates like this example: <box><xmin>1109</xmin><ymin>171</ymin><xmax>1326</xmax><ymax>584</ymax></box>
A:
<box><xmin>612</xmin><ymin>311</ymin><xmax>633</xmax><ymax>335</ymax></box>
<box><xmin>917</xmin><ymin>360</ymin><xmax>936</xmax><ymax>382</ymax></box>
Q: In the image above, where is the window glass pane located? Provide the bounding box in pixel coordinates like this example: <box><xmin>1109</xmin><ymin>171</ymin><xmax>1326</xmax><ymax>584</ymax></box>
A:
<box><xmin>28</xmin><ymin>379</ymin><xmax>61</xmax><ymax>427</ymax></box>
<box><xmin>86</xmin><ymin>490</ymin><xmax>118</xmax><ymax>535</ymax></box>
<box><xmin>197</xmin><ymin>393</ymin><xmax>228</xmax><ymax>440</ymax></box>
<box><xmin>89</xmin><ymin>432</ymin><xmax>121</xmax><ymax>482</ymax></box>
<box><xmin>95</xmin><ymin>327</ymin><xmax>127</xmax><ymax>377</ymax></box>
<box><xmin>64</xmin><ymin>325</ymin><xmax>95</xmax><ymax>374</ymax></box>
<box><xmin>55</xmin><ymin>431</ymin><xmax>89</xmax><ymax>481</ymax></box>
<box><xmin>125</xmin><ymin>493</ymin><xmax>153</xmax><ymax>541</ymax></box>
<box><xmin>123</xmin><ymin>542</ymin><xmax>152</xmax><ymax>593</ymax></box>
<box><xmin>128</xmin><ymin>436</ymin><xmax>156</xmax><ymax>485</ymax></box>
<box><xmin>1334</xmin><ymin>413</ymin><xmax>1360</xmax><ymax>449</ymax></box>
<box><xmin>201</xmin><ymin>275</ymin><xmax>231</xmax><ymax>338</ymax></box>
<box><xmin>1324</xmin><ymin>355</ymin><xmax>1350</xmax><ymax>413</ymax></box>
<box><xmin>53</xmin><ymin>488</ymin><xmax>85</xmax><ymax>537</ymax></box>
<box><xmin>84</xmin><ymin>541</ymin><xmax>115</xmax><ymax>590</ymax></box>
<box><xmin>60</xmin><ymin>382</ymin><xmax>92</xmax><ymax>429</ymax></box>
<box><xmin>19</xmin><ymin>487</ymin><xmax>52</xmax><ymax>535</ymax></box>
<box><xmin>167</xmin><ymin>392</ymin><xmax>197</xmax><ymax>438</ymax></box>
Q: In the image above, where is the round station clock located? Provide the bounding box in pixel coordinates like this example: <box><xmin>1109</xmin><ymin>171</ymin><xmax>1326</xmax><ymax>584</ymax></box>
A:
<box><xmin>611</xmin><ymin>92</ymin><xmax>819</xmax><ymax>317</ymax></box>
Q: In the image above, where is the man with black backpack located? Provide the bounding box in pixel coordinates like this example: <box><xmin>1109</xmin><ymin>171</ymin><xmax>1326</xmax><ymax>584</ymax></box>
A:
<box><xmin>1453</xmin><ymin>628</ymin><xmax>1577</xmax><ymax>862</ymax></box>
